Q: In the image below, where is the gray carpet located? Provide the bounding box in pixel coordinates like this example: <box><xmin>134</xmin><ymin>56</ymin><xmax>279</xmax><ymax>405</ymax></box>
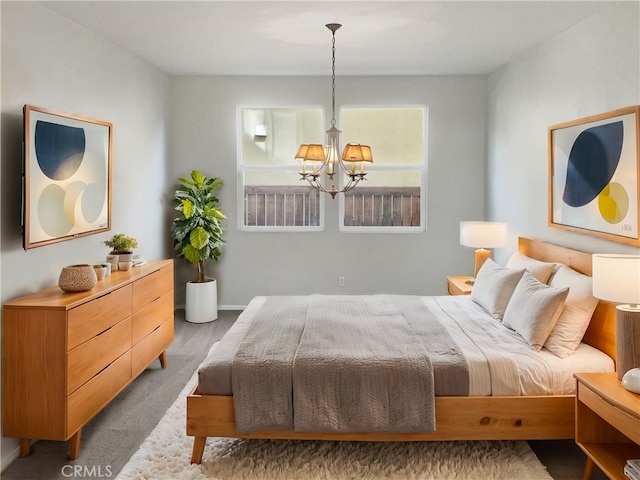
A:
<box><xmin>1</xmin><ymin>309</ymin><xmax>606</xmax><ymax>480</ymax></box>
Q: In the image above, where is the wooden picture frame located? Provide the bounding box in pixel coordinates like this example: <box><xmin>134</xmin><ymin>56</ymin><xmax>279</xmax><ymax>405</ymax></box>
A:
<box><xmin>548</xmin><ymin>106</ymin><xmax>640</xmax><ymax>246</ymax></box>
<box><xmin>23</xmin><ymin>105</ymin><xmax>112</xmax><ymax>250</ymax></box>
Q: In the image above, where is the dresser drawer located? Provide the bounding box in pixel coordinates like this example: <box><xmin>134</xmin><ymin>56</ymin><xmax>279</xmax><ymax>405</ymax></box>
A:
<box><xmin>131</xmin><ymin>319</ymin><xmax>173</xmax><ymax>377</ymax></box>
<box><xmin>132</xmin><ymin>292</ymin><xmax>173</xmax><ymax>345</ymax></box>
<box><xmin>67</xmin><ymin>317</ymin><xmax>132</xmax><ymax>395</ymax></box>
<box><xmin>67</xmin><ymin>350</ymin><xmax>132</xmax><ymax>437</ymax></box>
<box><xmin>67</xmin><ymin>285</ymin><xmax>132</xmax><ymax>350</ymax></box>
<box><xmin>132</xmin><ymin>265</ymin><xmax>173</xmax><ymax>313</ymax></box>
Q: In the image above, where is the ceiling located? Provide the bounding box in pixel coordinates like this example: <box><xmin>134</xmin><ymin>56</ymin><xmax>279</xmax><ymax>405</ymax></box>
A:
<box><xmin>41</xmin><ymin>1</ymin><xmax>617</xmax><ymax>76</ymax></box>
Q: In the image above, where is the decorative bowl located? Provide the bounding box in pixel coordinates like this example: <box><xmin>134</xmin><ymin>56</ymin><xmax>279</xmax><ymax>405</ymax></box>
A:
<box><xmin>58</xmin><ymin>264</ymin><xmax>97</xmax><ymax>292</ymax></box>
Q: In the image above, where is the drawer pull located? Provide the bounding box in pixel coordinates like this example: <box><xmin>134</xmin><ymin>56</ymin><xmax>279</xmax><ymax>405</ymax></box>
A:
<box><xmin>96</xmin><ymin>360</ymin><xmax>114</xmax><ymax>376</ymax></box>
<box><xmin>97</xmin><ymin>325</ymin><xmax>113</xmax><ymax>336</ymax></box>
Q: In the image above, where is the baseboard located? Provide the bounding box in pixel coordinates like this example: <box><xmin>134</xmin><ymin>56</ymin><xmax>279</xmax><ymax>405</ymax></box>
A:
<box><xmin>1</xmin><ymin>444</ymin><xmax>22</xmax><ymax>473</ymax></box>
<box><xmin>219</xmin><ymin>305</ymin><xmax>247</xmax><ymax>311</ymax></box>
<box><xmin>174</xmin><ymin>304</ymin><xmax>247</xmax><ymax>311</ymax></box>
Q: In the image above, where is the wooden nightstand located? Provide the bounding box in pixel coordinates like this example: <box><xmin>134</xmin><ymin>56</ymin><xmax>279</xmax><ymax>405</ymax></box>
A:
<box><xmin>574</xmin><ymin>372</ymin><xmax>640</xmax><ymax>480</ymax></box>
<box><xmin>446</xmin><ymin>276</ymin><xmax>474</xmax><ymax>295</ymax></box>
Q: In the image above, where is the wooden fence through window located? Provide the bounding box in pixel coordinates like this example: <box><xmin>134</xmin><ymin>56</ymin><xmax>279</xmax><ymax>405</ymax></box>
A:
<box><xmin>344</xmin><ymin>187</ymin><xmax>421</xmax><ymax>227</ymax></box>
<box><xmin>244</xmin><ymin>186</ymin><xmax>421</xmax><ymax>227</ymax></box>
<box><xmin>244</xmin><ymin>185</ymin><xmax>321</xmax><ymax>227</ymax></box>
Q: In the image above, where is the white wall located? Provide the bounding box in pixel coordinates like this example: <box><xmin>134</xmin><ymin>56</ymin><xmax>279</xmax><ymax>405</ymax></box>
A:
<box><xmin>169</xmin><ymin>75</ymin><xmax>487</xmax><ymax>306</ymax></box>
<box><xmin>487</xmin><ymin>1</ymin><xmax>640</xmax><ymax>262</ymax></box>
<box><xmin>0</xmin><ymin>2</ymin><xmax>169</xmax><ymax>467</ymax></box>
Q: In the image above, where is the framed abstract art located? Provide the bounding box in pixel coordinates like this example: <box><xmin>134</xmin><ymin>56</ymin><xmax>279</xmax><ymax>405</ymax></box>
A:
<box><xmin>548</xmin><ymin>106</ymin><xmax>640</xmax><ymax>246</ymax></box>
<box><xmin>23</xmin><ymin>105</ymin><xmax>112</xmax><ymax>250</ymax></box>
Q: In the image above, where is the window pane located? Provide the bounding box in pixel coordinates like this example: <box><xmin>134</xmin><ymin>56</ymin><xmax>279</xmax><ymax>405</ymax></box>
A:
<box><xmin>241</xmin><ymin>108</ymin><xmax>323</xmax><ymax>165</ymax></box>
<box><xmin>341</xmin><ymin>107</ymin><xmax>426</xmax><ymax>230</ymax></box>
<box><xmin>240</xmin><ymin>107</ymin><xmax>324</xmax><ymax>230</ymax></box>
<box><xmin>341</xmin><ymin>108</ymin><xmax>424</xmax><ymax>165</ymax></box>
<box><xmin>243</xmin><ymin>170</ymin><xmax>321</xmax><ymax>227</ymax></box>
<box><xmin>344</xmin><ymin>171</ymin><xmax>422</xmax><ymax>227</ymax></box>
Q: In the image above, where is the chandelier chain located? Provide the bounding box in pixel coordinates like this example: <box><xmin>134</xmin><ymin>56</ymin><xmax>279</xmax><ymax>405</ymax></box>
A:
<box><xmin>331</xmin><ymin>29</ymin><xmax>336</xmax><ymax>127</ymax></box>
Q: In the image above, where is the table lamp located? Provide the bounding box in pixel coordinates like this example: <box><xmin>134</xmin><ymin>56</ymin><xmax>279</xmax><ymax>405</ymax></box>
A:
<box><xmin>459</xmin><ymin>221</ymin><xmax>507</xmax><ymax>278</ymax></box>
<box><xmin>592</xmin><ymin>254</ymin><xmax>640</xmax><ymax>392</ymax></box>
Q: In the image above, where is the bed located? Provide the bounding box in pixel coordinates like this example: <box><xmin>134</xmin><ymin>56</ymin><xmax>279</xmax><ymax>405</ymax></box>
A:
<box><xmin>187</xmin><ymin>237</ymin><xmax>617</xmax><ymax>464</ymax></box>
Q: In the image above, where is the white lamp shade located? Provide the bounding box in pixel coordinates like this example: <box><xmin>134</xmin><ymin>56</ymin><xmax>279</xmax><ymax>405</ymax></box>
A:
<box><xmin>592</xmin><ymin>254</ymin><xmax>640</xmax><ymax>305</ymax></box>
<box><xmin>459</xmin><ymin>221</ymin><xmax>507</xmax><ymax>248</ymax></box>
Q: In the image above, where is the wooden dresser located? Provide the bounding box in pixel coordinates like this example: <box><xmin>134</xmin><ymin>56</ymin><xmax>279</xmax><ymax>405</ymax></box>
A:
<box><xmin>2</xmin><ymin>259</ymin><xmax>174</xmax><ymax>460</ymax></box>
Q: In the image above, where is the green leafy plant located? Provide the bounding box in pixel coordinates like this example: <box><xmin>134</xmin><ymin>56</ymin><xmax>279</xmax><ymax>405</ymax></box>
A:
<box><xmin>170</xmin><ymin>170</ymin><xmax>226</xmax><ymax>283</ymax></box>
<box><xmin>103</xmin><ymin>233</ymin><xmax>138</xmax><ymax>253</ymax></box>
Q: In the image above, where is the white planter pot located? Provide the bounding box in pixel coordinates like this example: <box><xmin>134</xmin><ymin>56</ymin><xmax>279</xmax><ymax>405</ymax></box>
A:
<box><xmin>185</xmin><ymin>279</ymin><xmax>218</xmax><ymax>323</ymax></box>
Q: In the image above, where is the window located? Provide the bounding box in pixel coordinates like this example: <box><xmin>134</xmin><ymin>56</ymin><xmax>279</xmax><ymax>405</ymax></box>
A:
<box><xmin>339</xmin><ymin>107</ymin><xmax>427</xmax><ymax>232</ymax></box>
<box><xmin>239</xmin><ymin>107</ymin><xmax>324</xmax><ymax>231</ymax></box>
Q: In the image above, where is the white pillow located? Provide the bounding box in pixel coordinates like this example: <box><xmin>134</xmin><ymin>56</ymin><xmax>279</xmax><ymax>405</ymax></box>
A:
<box><xmin>505</xmin><ymin>252</ymin><xmax>557</xmax><ymax>284</ymax></box>
<box><xmin>471</xmin><ymin>258</ymin><xmax>525</xmax><ymax>320</ymax></box>
<box><xmin>503</xmin><ymin>271</ymin><xmax>569</xmax><ymax>351</ymax></box>
<box><xmin>544</xmin><ymin>265</ymin><xmax>599</xmax><ymax>358</ymax></box>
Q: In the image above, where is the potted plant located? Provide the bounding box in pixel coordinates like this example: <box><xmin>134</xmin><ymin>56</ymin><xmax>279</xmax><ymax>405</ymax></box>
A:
<box><xmin>104</xmin><ymin>233</ymin><xmax>138</xmax><ymax>271</ymax></box>
<box><xmin>170</xmin><ymin>170</ymin><xmax>226</xmax><ymax>323</ymax></box>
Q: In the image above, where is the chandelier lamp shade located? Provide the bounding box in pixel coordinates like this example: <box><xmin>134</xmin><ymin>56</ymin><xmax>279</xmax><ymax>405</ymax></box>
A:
<box><xmin>297</xmin><ymin>23</ymin><xmax>373</xmax><ymax>199</ymax></box>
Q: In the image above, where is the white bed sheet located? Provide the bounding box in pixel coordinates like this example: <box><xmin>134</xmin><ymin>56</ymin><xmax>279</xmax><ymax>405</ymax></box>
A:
<box><xmin>432</xmin><ymin>295</ymin><xmax>614</xmax><ymax>395</ymax></box>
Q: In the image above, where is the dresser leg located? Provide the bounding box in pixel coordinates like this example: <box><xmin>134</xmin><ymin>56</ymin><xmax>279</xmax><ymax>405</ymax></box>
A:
<box><xmin>159</xmin><ymin>350</ymin><xmax>167</xmax><ymax>369</ymax></box>
<box><xmin>19</xmin><ymin>438</ymin><xmax>31</xmax><ymax>457</ymax></box>
<box><xmin>69</xmin><ymin>430</ymin><xmax>81</xmax><ymax>460</ymax></box>
<box><xmin>191</xmin><ymin>436</ymin><xmax>207</xmax><ymax>464</ymax></box>
<box><xmin>583</xmin><ymin>457</ymin><xmax>595</xmax><ymax>480</ymax></box>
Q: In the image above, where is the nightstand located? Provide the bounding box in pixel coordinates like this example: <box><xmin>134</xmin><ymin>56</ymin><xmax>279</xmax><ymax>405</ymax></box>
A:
<box><xmin>446</xmin><ymin>276</ymin><xmax>474</xmax><ymax>295</ymax></box>
<box><xmin>574</xmin><ymin>372</ymin><xmax>640</xmax><ymax>480</ymax></box>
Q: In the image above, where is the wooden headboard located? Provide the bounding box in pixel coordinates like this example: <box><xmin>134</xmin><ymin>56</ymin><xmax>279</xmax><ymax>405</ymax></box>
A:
<box><xmin>518</xmin><ymin>237</ymin><xmax>617</xmax><ymax>365</ymax></box>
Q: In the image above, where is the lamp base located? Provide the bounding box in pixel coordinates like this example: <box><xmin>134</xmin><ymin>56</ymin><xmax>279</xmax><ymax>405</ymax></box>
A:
<box><xmin>474</xmin><ymin>248</ymin><xmax>491</xmax><ymax>277</ymax></box>
<box><xmin>616</xmin><ymin>307</ymin><xmax>640</xmax><ymax>381</ymax></box>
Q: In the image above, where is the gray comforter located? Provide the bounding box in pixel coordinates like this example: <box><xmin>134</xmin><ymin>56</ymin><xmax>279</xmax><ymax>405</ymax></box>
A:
<box><xmin>229</xmin><ymin>294</ymin><xmax>469</xmax><ymax>433</ymax></box>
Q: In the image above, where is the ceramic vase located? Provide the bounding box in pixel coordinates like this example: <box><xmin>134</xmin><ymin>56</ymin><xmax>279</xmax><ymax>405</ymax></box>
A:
<box><xmin>58</xmin><ymin>264</ymin><xmax>97</xmax><ymax>292</ymax></box>
<box><xmin>93</xmin><ymin>266</ymin><xmax>107</xmax><ymax>281</ymax></box>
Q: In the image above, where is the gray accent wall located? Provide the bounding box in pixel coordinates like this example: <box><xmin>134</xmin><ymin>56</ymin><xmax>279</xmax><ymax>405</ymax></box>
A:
<box><xmin>1</xmin><ymin>2</ymin><xmax>170</xmax><ymax>465</ymax></box>
<box><xmin>487</xmin><ymin>1</ymin><xmax>640</xmax><ymax>262</ymax></box>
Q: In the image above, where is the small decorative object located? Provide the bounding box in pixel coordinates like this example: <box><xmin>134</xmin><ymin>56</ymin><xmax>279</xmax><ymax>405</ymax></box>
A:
<box><xmin>92</xmin><ymin>264</ymin><xmax>107</xmax><ymax>281</ymax></box>
<box><xmin>58</xmin><ymin>264</ymin><xmax>97</xmax><ymax>292</ymax></box>
<box><xmin>622</xmin><ymin>368</ymin><xmax>640</xmax><ymax>394</ymax></box>
<box><xmin>118</xmin><ymin>261</ymin><xmax>133</xmax><ymax>271</ymax></box>
<box><xmin>106</xmin><ymin>254</ymin><xmax>119</xmax><ymax>271</ymax></box>
<box><xmin>101</xmin><ymin>262</ymin><xmax>111</xmax><ymax>276</ymax></box>
<box><xmin>104</xmin><ymin>233</ymin><xmax>137</xmax><ymax>272</ymax></box>
<box><xmin>104</xmin><ymin>233</ymin><xmax>137</xmax><ymax>254</ymax></box>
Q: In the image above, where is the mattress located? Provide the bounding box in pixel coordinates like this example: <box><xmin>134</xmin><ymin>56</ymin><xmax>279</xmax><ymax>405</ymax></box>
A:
<box><xmin>198</xmin><ymin>295</ymin><xmax>614</xmax><ymax>397</ymax></box>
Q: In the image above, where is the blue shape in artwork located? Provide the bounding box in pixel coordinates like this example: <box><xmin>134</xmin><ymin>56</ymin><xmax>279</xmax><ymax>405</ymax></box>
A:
<box><xmin>34</xmin><ymin>120</ymin><xmax>86</xmax><ymax>181</ymax></box>
<box><xmin>562</xmin><ymin>121</ymin><xmax>623</xmax><ymax>207</ymax></box>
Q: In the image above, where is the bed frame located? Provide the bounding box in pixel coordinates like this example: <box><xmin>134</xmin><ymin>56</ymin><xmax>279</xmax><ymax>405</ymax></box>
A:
<box><xmin>187</xmin><ymin>237</ymin><xmax>617</xmax><ymax>464</ymax></box>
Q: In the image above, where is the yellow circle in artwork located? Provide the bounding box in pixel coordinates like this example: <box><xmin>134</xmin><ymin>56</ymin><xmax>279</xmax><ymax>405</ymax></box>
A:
<box><xmin>598</xmin><ymin>182</ymin><xmax>629</xmax><ymax>224</ymax></box>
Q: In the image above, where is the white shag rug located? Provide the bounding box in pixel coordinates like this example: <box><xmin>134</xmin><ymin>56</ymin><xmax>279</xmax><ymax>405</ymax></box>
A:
<box><xmin>117</xmin><ymin>372</ymin><xmax>552</xmax><ymax>480</ymax></box>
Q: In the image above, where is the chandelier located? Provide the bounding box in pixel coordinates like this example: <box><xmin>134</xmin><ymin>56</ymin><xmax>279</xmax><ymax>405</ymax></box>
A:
<box><xmin>296</xmin><ymin>23</ymin><xmax>373</xmax><ymax>199</ymax></box>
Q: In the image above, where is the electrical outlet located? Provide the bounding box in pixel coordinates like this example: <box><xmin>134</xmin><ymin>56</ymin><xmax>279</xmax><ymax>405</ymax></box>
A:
<box><xmin>338</xmin><ymin>276</ymin><xmax>345</xmax><ymax>287</ymax></box>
